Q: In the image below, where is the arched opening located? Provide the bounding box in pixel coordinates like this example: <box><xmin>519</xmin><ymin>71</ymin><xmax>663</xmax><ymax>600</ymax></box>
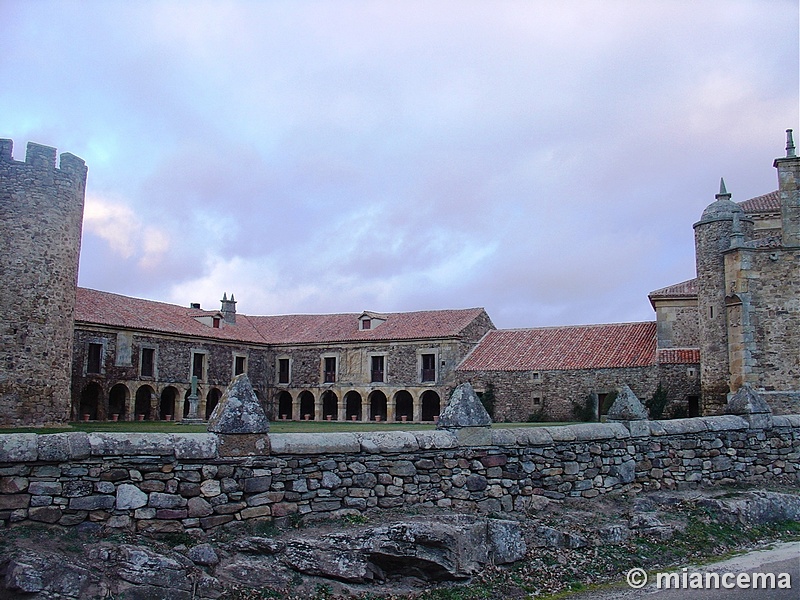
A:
<box><xmin>205</xmin><ymin>387</ymin><xmax>222</xmax><ymax>419</ymax></box>
<box><xmin>79</xmin><ymin>383</ymin><xmax>102</xmax><ymax>421</ymax></box>
<box><xmin>299</xmin><ymin>391</ymin><xmax>315</xmax><ymax>420</ymax></box>
<box><xmin>160</xmin><ymin>386</ymin><xmax>179</xmax><ymax>421</ymax></box>
<box><xmin>394</xmin><ymin>390</ymin><xmax>414</xmax><ymax>422</ymax></box>
<box><xmin>344</xmin><ymin>391</ymin><xmax>362</xmax><ymax>421</ymax></box>
<box><xmin>277</xmin><ymin>391</ymin><xmax>293</xmax><ymax>420</ymax></box>
<box><xmin>421</xmin><ymin>390</ymin><xmax>441</xmax><ymax>421</ymax></box>
<box><xmin>134</xmin><ymin>385</ymin><xmax>155</xmax><ymax>420</ymax></box>
<box><xmin>321</xmin><ymin>390</ymin><xmax>338</xmax><ymax>420</ymax></box>
<box><xmin>369</xmin><ymin>390</ymin><xmax>387</xmax><ymax>421</ymax></box>
<box><xmin>108</xmin><ymin>384</ymin><xmax>129</xmax><ymax>421</ymax></box>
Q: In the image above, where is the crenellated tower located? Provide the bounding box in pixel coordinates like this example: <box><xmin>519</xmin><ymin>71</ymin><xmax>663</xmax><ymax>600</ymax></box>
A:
<box><xmin>0</xmin><ymin>140</ymin><xmax>87</xmax><ymax>426</ymax></box>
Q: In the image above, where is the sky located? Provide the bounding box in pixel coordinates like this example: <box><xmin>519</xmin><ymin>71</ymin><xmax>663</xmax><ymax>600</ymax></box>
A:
<box><xmin>2</xmin><ymin>0</ymin><xmax>798</xmax><ymax>329</ymax></box>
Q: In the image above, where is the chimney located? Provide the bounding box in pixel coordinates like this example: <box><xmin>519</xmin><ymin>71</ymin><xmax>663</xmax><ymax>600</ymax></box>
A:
<box><xmin>220</xmin><ymin>293</ymin><xmax>237</xmax><ymax>324</ymax></box>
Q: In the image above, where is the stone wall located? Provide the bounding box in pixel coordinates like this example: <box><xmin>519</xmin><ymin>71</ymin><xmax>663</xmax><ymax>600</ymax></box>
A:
<box><xmin>1</xmin><ymin>414</ymin><xmax>797</xmax><ymax>532</ymax></box>
<box><xmin>0</xmin><ymin>141</ymin><xmax>87</xmax><ymax>427</ymax></box>
<box><xmin>460</xmin><ymin>366</ymin><xmax>659</xmax><ymax>422</ymax></box>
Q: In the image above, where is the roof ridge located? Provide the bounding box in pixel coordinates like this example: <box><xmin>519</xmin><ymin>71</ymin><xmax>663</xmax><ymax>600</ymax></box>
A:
<box><xmin>488</xmin><ymin>321</ymin><xmax>656</xmax><ymax>333</ymax></box>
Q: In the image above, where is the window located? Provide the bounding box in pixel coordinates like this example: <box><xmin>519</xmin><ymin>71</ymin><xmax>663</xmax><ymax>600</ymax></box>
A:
<box><xmin>87</xmin><ymin>343</ymin><xmax>102</xmax><ymax>374</ymax></box>
<box><xmin>141</xmin><ymin>348</ymin><xmax>155</xmax><ymax>377</ymax></box>
<box><xmin>532</xmin><ymin>395</ymin><xmax>542</xmax><ymax>406</ymax></box>
<box><xmin>278</xmin><ymin>358</ymin><xmax>290</xmax><ymax>384</ymax></box>
<box><xmin>532</xmin><ymin>372</ymin><xmax>540</xmax><ymax>381</ymax></box>
<box><xmin>213</xmin><ymin>317</ymin><xmax>220</xmax><ymax>328</ymax></box>
<box><xmin>192</xmin><ymin>352</ymin><xmax>205</xmax><ymax>380</ymax></box>
<box><xmin>371</xmin><ymin>355</ymin><xmax>385</xmax><ymax>383</ymax></box>
<box><xmin>324</xmin><ymin>356</ymin><xmax>336</xmax><ymax>383</ymax></box>
<box><xmin>362</xmin><ymin>319</ymin><xmax>371</xmax><ymax>330</ymax></box>
<box><xmin>234</xmin><ymin>356</ymin><xmax>246</xmax><ymax>376</ymax></box>
<box><xmin>421</xmin><ymin>353</ymin><xmax>436</xmax><ymax>382</ymax></box>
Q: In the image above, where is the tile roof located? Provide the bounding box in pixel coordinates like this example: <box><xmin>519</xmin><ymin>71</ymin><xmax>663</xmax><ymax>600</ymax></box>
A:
<box><xmin>457</xmin><ymin>322</ymin><xmax>657</xmax><ymax>372</ymax></box>
<box><xmin>648</xmin><ymin>279</ymin><xmax>697</xmax><ymax>299</ymax></box>
<box><xmin>739</xmin><ymin>190</ymin><xmax>780</xmax><ymax>214</ymax></box>
<box><xmin>250</xmin><ymin>308</ymin><xmax>488</xmax><ymax>344</ymax></box>
<box><xmin>75</xmin><ymin>287</ymin><xmax>487</xmax><ymax>345</ymax></box>
<box><xmin>657</xmin><ymin>348</ymin><xmax>700</xmax><ymax>364</ymax></box>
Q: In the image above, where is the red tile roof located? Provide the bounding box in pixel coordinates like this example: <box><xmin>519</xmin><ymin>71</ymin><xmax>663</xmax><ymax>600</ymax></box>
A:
<box><xmin>250</xmin><ymin>308</ymin><xmax>488</xmax><ymax>344</ymax></box>
<box><xmin>75</xmin><ymin>287</ymin><xmax>488</xmax><ymax>345</ymax></box>
<box><xmin>457</xmin><ymin>322</ymin><xmax>657</xmax><ymax>372</ymax></box>
<box><xmin>649</xmin><ymin>278</ymin><xmax>697</xmax><ymax>300</ymax></box>
<box><xmin>739</xmin><ymin>190</ymin><xmax>780</xmax><ymax>213</ymax></box>
<box><xmin>657</xmin><ymin>348</ymin><xmax>700</xmax><ymax>364</ymax></box>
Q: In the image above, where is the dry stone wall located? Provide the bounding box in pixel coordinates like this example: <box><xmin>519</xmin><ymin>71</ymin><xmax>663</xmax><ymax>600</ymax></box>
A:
<box><xmin>0</xmin><ymin>416</ymin><xmax>798</xmax><ymax>532</ymax></box>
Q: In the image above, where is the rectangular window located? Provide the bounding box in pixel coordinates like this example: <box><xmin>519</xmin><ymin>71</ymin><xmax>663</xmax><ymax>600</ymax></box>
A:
<box><xmin>141</xmin><ymin>348</ymin><xmax>155</xmax><ymax>377</ymax></box>
<box><xmin>371</xmin><ymin>355</ymin><xmax>385</xmax><ymax>383</ymax></box>
<box><xmin>421</xmin><ymin>353</ymin><xmax>436</xmax><ymax>382</ymax></box>
<box><xmin>234</xmin><ymin>356</ymin><xmax>246</xmax><ymax>376</ymax></box>
<box><xmin>362</xmin><ymin>319</ymin><xmax>371</xmax><ymax>330</ymax></box>
<box><xmin>192</xmin><ymin>352</ymin><xmax>205</xmax><ymax>380</ymax></box>
<box><xmin>278</xmin><ymin>358</ymin><xmax>290</xmax><ymax>384</ymax></box>
<box><xmin>87</xmin><ymin>343</ymin><xmax>102</xmax><ymax>374</ymax></box>
<box><xmin>324</xmin><ymin>356</ymin><xmax>336</xmax><ymax>383</ymax></box>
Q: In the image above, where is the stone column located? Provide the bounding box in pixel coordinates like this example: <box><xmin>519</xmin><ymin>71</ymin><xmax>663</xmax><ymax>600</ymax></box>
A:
<box><xmin>361</xmin><ymin>399</ymin><xmax>370</xmax><ymax>422</ymax></box>
<box><xmin>292</xmin><ymin>397</ymin><xmax>301</xmax><ymax>421</ymax></box>
<box><xmin>387</xmin><ymin>395</ymin><xmax>396</xmax><ymax>422</ymax></box>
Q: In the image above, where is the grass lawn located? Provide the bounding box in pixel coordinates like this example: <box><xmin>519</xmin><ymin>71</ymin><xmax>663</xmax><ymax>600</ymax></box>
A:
<box><xmin>0</xmin><ymin>420</ymin><xmax>575</xmax><ymax>435</ymax></box>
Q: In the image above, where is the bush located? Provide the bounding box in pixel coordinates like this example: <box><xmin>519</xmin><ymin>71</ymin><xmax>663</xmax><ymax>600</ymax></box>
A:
<box><xmin>647</xmin><ymin>384</ymin><xmax>669</xmax><ymax>420</ymax></box>
<box><xmin>571</xmin><ymin>394</ymin><xmax>597</xmax><ymax>422</ymax></box>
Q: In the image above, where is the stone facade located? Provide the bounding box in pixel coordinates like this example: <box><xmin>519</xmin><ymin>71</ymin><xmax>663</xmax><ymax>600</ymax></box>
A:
<box><xmin>0</xmin><ymin>141</ymin><xmax>87</xmax><ymax>427</ymax></box>
<box><xmin>0</xmin><ymin>412</ymin><xmax>797</xmax><ymax>532</ymax></box>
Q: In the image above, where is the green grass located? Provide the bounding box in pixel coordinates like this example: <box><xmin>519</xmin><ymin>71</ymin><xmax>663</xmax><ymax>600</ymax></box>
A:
<box><xmin>0</xmin><ymin>420</ymin><xmax>574</xmax><ymax>435</ymax></box>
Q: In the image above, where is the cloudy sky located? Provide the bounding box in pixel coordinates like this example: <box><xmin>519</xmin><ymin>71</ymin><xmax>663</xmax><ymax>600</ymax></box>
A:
<box><xmin>3</xmin><ymin>1</ymin><xmax>797</xmax><ymax>329</ymax></box>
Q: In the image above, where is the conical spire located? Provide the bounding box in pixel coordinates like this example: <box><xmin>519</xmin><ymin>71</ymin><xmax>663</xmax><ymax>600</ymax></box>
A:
<box><xmin>786</xmin><ymin>129</ymin><xmax>796</xmax><ymax>158</ymax></box>
<box><xmin>716</xmin><ymin>177</ymin><xmax>731</xmax><ymax>200</ymax></box>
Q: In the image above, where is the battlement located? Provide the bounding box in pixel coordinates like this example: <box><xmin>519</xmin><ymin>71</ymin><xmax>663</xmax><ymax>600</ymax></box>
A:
<box><xmin>0</xmin><ymin>138</ymin><xmax>87</xmax><ymax>179</ymax></box>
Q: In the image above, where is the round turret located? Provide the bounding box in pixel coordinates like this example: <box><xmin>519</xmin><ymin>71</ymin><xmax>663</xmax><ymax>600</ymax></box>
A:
<box><xmin>696</xmin><ymin>178</ymin><xmax>744</xmax><ymax>224</ymax></box>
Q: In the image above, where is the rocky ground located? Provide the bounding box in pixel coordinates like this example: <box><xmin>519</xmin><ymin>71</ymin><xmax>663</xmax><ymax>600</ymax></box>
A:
<box><xmin>1</xmin><ymin>486</ymin><xmax>799</xmax><ymax>599</ymax></box>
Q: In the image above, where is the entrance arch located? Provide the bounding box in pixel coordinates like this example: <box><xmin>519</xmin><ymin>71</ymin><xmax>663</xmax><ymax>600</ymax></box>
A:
<box><xmin>394</xmin><ymin>390</ymin><xmax>413</xmax><ymax>421</ymax></box>
<box><xmin>369</xmin><ymin>390</ymin><xmax>387</xmax><ymax>421</ymax></box>
<box><xmin>277</xmin><ymin>391</ymin><xmax>293</xmax><ymax>419</ymax></box>
<box><xmin>299</xmin><ymin>391</ymin><xmax>315</xmax><ymax>420</ymax></box>
<box><xmin>205</xmin><ymin>387</ymin><xmax>222</xmax><ymax>419</ymax></box>
<box><xmin>160</xmin><ymin>386</ymin><xmax>179</xmax><ymax>420</ymax></box>
<box><xmin>344</xmin><ymin>391</ymin><xmax>362</xmax><ymax>421</ymax></box>
<box><xmin>421</xmin><ymin>390</ymin><xmax>441</xmax><ymax>421</ymax></box>
<box><xmin>135</xmin><ymin>385</ymin><xmax>155</xmax><ymax>420</ymax></box>
<box><xmin>79</xmin><ymin>383</ymin><xmax>102</xmax><ymax>421</ymax></box>
<box><xmin>321</xmin><ymin>390</ymin><xmax>338</xmax><ymax>420</ymax></box>
<box><xmin>108</xmin><ymin>384</ymin><xmax>129</xmax><ymax>420</ymax></box>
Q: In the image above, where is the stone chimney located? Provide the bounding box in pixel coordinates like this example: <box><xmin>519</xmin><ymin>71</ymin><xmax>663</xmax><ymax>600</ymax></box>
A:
<box><xmin>220</xmin><ymin>293</ymin><xmax>237</xmax><ymax>324</ymax></box>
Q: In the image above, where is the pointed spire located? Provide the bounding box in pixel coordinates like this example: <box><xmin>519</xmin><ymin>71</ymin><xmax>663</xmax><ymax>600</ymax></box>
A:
<box><xmin>222</xmin><ymin>292</ymin><xmax>228</xmax><ymax>302</ymax></box>
<box><xmin>715</xmin><ymin>177</ymin><xmax>731</xmax><ymax>200</ymax></box>
<box><xmin>230</xmin><ymin>293</ymin><xmax>235</xmax><ymax>302</ymax></box>
<box><xmin>786</xmin><ymin>129</ymin><xmax>796</xmax><ymax>158</ymax></box>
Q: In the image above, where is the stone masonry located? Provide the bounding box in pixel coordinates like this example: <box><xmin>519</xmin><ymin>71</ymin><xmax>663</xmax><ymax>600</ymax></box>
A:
<box><xmin>0</xmin><ymin>141</ymin><xmax>87</xmax><ymax>427</ymax></box>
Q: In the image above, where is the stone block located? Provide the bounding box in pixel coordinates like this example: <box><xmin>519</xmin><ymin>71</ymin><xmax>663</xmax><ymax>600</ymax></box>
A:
<box><xmin>658</xmin><ymin>418</ymin><xmax>708</xmax><ymax>435</ymax></box>
<box><xmin>207</xmin><ymin>374</ymin><xmax>270</xmax><ymax>434</ymax></box>
<box><xmin>37</xmin><ymin>432</ymin><xmax>90</xmax><ymax>461</ymax></box>
<box><xmin>703</xmin><ymin>415</ymin><xmax>749</xmax><ymax>431</ymax></box>
<box><xmin>414</xmin><ymin>430</ymin><xmax>458</xmax><ymax>449</ymax></box>
<box><xmin>437</xmin><ymin>382</ymin><xmax>492</xmax><ymax>428</ymax></box>
<box><xmin>0</xmin><ymin>434</ymin><xmax>37</xmax><ymax>462</ymax></box>
<box><xmin>270</xmin><ymin>432</ymin><xmax>360</xmax><ymax>454</ymax></box>
<box><xmin>68</xmin><ymin>495</ymin><xmax>114</xmax><ymax>511</ymax></box>
<box><xmin>606</xmin><ymin>385</ymin><xmax>648</xmax><ymax>421</ymax></box>
<box><xmin>88</xmin><ymin>433</ymin><xmax>175</xmax><ymax>456</ymax></box>
<box><xmin>116</xmin><ymin>484</ymin><xmax>148</xmax><ymax>510</ymax></box>
<box><xmin>359</xmin><ymin>432</ymin><xmax>419</xmax><ymax>453</ymax></box>
<box><xmin>172</xmin><ymin>434</ymin><xmax>218</xmax><ymax>459</ymax></box>
<box><xmin>455</xmin><ymin>427</ymin><xmax>492</xmax><ymax>446</ymax></box>
<box><xmin>216</xmin><ymin>433</ymin><xmax>270</xmax><ymax>457</ymax></box>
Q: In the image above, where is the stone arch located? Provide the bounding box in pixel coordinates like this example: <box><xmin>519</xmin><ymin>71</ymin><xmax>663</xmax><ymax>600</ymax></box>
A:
<box><xmin>160</xmin><ymin>386</ymin><xmax>179</xmax><ymax>421</ymax></box>
<box><xmin>369</xmin><ymin>390</ymin><xmax>388</xmax><ymax>421</ymax></box>
<box><xmin>299</xmin><ymin>390</ymin><xmax>315</xmax><ymax>420</ymax></box>
<box><xmin>205</xmin><ymin>387</ymin><xmax>222</xmax><ymax>419</ymax></box>
<box><xmin>108</xmin><ymin>383</ymin><xmax>129</xmax><ymax>420</ymax></box>
<box><xmin>344</xmin><ymin>390</ymin><xmax>362</xmax><ymax>421</ymax></box>
<box><xmin>421</xmin><ymin>390</ymin><xmax>441</xmax><ymax>421</ymax></box>
<box><xmin>321</xmin><ymin>390</ymin><xmax>339</xmax><ymax>420</ymax></box>
<box><xmin>79</xmin><ymin>382</ymin><xmax>102</xmax><ymax>421</ymax></box>
<box><xmin>277</xmin><ymin>390</ymin><xmax>293</xmax><ymax>419</ymax></box>
<box><xmin>135</xmin><ymin>385</ymin><xmax>155</xmax><ymax>420</ymax></box>
<box><xmin>394</xmin><ymin>390</ymin><xmax>414</xmax><ymax>422</ymax></box>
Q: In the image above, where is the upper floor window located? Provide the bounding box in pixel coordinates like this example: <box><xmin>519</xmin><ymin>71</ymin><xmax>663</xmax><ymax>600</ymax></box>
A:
<box><xmin>324</xmin><ymin>356</ymin><xmax>336</xmax><ymax>383</ymax></box>
<box><xmin>362</xmin><ymin>319</ymin><xmax>371</xmax><ymax>330</ymax></box>
<box><xmin>371</xmin><ymin>355</ymin><xmax>385</xmax><ymax>383</ymax></box>
<box><xmin>141</xmin><ymin>348</ymin><xmax>155</xmax><ymax>378</ymax></box>
<box><xmin>278</xmin><ymin>358</ymin><xmax>290</xmax><ymax>384</ymax></box>
<box><xmin>192</xmin><ymin>352</ymin><xmax>206</xmax><ymax>380</ymax></box>
<box><xmin>234</xmin><ymin>355</ymin><xmax>246</xmax><ymax>376</ymax></box>
<box><xmin>421</xmin><ymin>353</ymin><xmax>436</xmax><ymax>382</ymax></box>
<box><xmin>87</xmin><ymin>343</ymin><xmax>103</xmax><ymax>374</ymax></box>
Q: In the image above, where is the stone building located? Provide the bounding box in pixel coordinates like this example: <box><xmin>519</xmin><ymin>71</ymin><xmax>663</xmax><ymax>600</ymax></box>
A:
<box><xmin>649</xmin><ymin>130</ymin><xmax>800</xmax><ymax>415</ymax></box>
<box><xmin>71</xmin><ymin>287</ymin><xmax>494</xmax><ymax>422</ymax></box>
<box><xmin>0</xmin><ymin>141</ymin><xmax>87</xmax><ymax>427</ymax></box>
<box><xmin>456</xmin><ymin>322</ymin><xmax>700</xmax><ymax>422</ymax></box>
